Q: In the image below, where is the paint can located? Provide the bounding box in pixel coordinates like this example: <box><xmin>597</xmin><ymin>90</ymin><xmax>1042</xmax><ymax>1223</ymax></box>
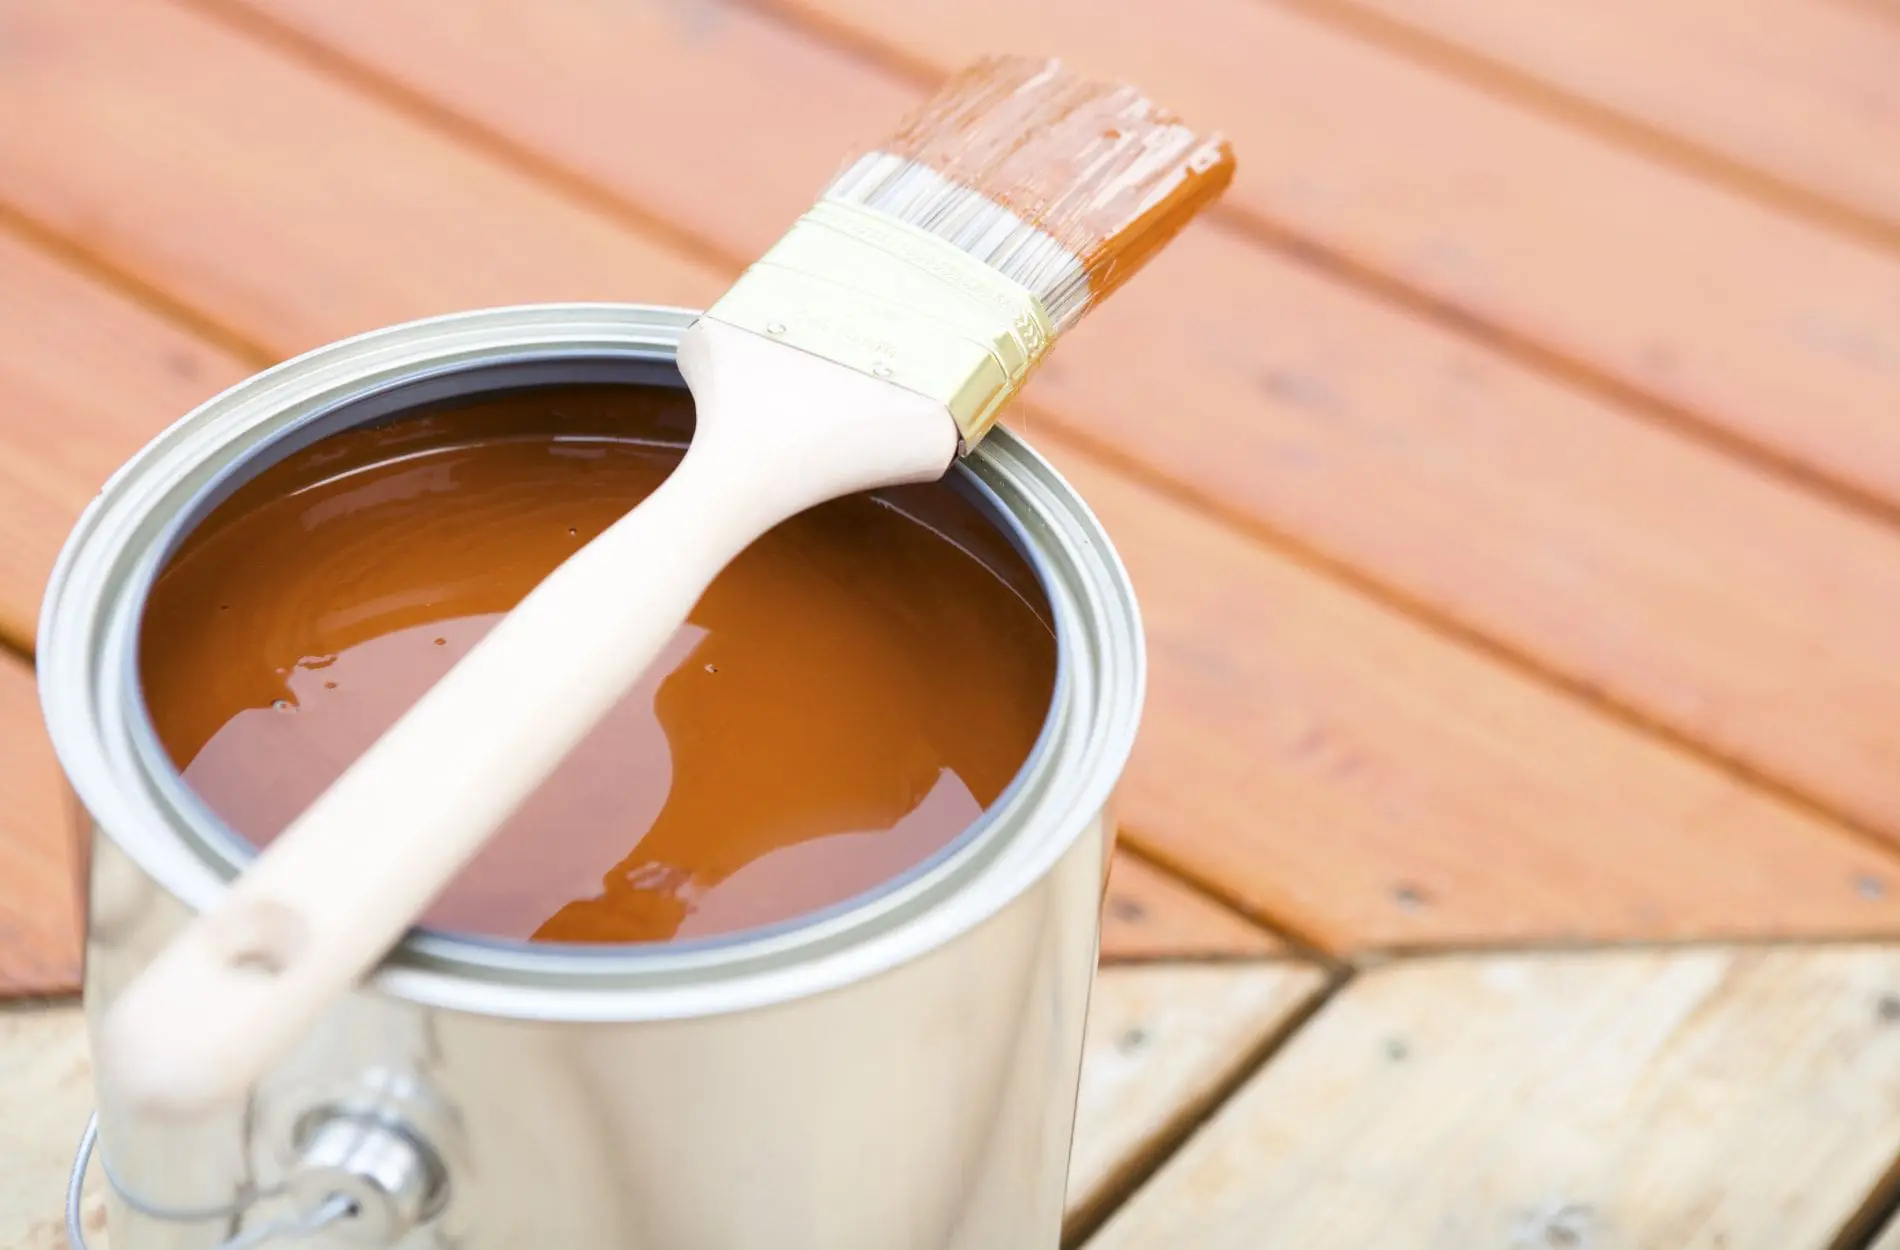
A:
<box><xmin>40</xmin><ymin>303</ymin><xmax>1145</xmax><ymax>1250</ymax></box>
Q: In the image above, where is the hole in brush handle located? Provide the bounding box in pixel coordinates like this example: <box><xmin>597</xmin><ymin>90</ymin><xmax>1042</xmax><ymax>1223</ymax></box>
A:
<box><xmin>204</xmin><ymin>898</ymin><xmax>307</xmax><ymax>978</ymax></box>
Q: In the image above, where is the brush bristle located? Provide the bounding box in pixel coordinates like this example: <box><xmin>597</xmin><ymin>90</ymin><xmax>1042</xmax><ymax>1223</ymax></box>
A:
<box><xmin>823</xmin><ymin>55</ymin><xmax>1235</xmax><ymax>332</ymax></box>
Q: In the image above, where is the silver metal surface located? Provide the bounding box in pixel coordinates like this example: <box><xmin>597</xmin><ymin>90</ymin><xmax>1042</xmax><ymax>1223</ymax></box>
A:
<box><xmin>41</xmin><ymin>303</ymin><xmax>1145</xmax><ymax>1249</ymax></box>
<box><xmin>287</xmin><ymin>1111</ymin><xmax>446</xmax><ymax>1244</ymax></box>
<box><xmin>67</xmin><ymin>1114</ymin><xmax>357</xmax><ymax>1250</ymax></box>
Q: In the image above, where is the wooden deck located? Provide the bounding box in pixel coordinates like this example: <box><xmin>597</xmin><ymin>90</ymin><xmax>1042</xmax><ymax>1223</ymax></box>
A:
<box><xmin>3</xmin><ymin>0</ymin><xmax>1900</xmax><ymax>1244</ymax></box>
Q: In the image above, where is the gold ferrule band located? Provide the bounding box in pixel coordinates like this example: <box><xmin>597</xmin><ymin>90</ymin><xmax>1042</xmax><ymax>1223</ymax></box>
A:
<box><xmin>703</xmin><ymin>199</ymin><xmax>1054</xmax><ymax>448</ymax></box>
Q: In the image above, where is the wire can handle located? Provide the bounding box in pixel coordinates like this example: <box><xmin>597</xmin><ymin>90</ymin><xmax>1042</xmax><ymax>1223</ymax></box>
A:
<box><xmin>65</xmin><ymin>1112</ymin><xmax>370</xmax><ymax>1250</ymax></box>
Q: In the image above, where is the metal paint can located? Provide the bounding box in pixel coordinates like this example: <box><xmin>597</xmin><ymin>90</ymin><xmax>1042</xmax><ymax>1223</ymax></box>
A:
<box><xmin>40</xmin><ymin>303</ymin><xmax>1145</xmax><ymax>1250</ymax></box>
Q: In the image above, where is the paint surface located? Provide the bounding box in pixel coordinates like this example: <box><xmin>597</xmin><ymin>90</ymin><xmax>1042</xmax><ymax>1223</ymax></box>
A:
<box><xmin>140</xmin><ymin>384</ymin><xmax>1057</xmax><ymax>944</ymax></box>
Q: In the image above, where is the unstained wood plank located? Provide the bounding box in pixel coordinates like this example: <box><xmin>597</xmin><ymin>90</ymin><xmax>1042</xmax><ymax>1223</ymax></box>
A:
<box><xmin>1323</xmin><ymin>0</ymin><xmax>1900</xmax><ymax>243</ymax></box>
<box><xmin>0</xmin><ymin>964</ymin><xmax>1327</xmax><ymax>1244</ymax></box>
<box><xmin>0</xmin><ymin>230</ymin><xmax>253</xmax><ymax>651</ymax></box>
<box><xmin>1099</xmin><ymin>856</ymin><xmax>1282</xmax><ymax>961</ymax></box>
<box><xmin>0</xmin><ymin>655</ymin><xmax>79</xmax><ymax>1001</ymax></box>
<box><xmin>1070</xmin><ymin>963</ymin><xmax>1326</xmax><ymax>1229</ymax></box>
<box><xmin>750</xmin><ymin>0</ymin><xmax>1900</xmax><ymax>515</ymax></box>
<box><xmin>0</xmin><ymin>0</ymin><xmax>722</xmax><ymax>360</ymax></box>
<box><xmin>0</xmin><ymin>1005</ymin><xmax>99</xmax><ymax>1250</ymax></box>
<box><xmin>206</xmin><ymin>0</ymin><xmax>1900</xmax><ymax>906</ymax></box>
<box><xmin>1090</xmin><ymin>947</ymin><xmax>1900</xmax><ymax>1250</ymax></box>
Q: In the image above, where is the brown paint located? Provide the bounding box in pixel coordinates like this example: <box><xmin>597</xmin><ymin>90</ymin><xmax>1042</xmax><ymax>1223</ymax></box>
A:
<box><xmin>139</xmin><ymin>384</ymin><xmax>1057</xmax><ymax>945</ymax></box>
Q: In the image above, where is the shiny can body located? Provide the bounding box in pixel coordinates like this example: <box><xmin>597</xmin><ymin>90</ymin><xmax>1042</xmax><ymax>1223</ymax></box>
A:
<box><xmin>40</xmin><ymin>304</ymin><xmax>1145</xmax><ymax>1250</ymax></box>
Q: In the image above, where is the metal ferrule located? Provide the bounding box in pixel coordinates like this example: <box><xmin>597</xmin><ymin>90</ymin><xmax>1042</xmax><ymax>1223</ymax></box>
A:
<box><xmin>704</xmin><ymin>199</ymin><xmax>1055</xmax><ymax>448</ymax></box>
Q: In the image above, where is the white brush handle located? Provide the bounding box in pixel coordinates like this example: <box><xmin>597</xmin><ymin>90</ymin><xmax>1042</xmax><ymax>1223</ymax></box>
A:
<box><xmin>98</xmin><ymin>319</ymin><xmax>959</xmax><ymax>1119</ymax></box>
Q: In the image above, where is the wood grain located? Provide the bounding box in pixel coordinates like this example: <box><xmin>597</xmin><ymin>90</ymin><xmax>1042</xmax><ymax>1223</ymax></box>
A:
<box><xmin>219</xmin><ymin>0</ymin><xmax>913</xmax><ymax>262</ymax></box>
<box><xmin>0</xmin><ymin>965</ymin><xmax>1327</xmax><ymax>1244</ymax></box>
<box><xmin>205</xmin><ymin>0</ymin><xmax>1900</xmax><ymax>885</ymax></box>
<box><xmin>1323</xmin><ymin>0</ymin><xmax>1900</xmax><ymax>241</ymax></box>
<box><xmin>0</xmin><ymin>231</ymin><xmax>252</xmax><ymax>651</ymax></box>
<box><xmin>1089</xmin><ymin>947</ymin><xmax>1900</xmax><ymax>1249</ymax></box>
<box><xmin>1099</xmin><ymin>856</ymin><xmax>1283</xmax><ymax>961</ymax></box>
<box><xmin>744</xmin><ymin>0</ymin><xmax>1900</xmax><ymax>514</ymax></box>
<box><xmin>0</xmin><ymin>656</ymin><xmax>79</xmax><ymax>1000</ymax></box>
<box><xmin>0</xmin><ymin>0</ymin><xmax>723</xmax><ymax>361</ymax></box>
<box><xmin>1048</xmin><ymin>446</ymin><xmax>1900</xmax><ymax>950</ymax></box>
<box><xmin>1030</xmin><ymin>231</ymin><xmax>1900</xmax><ymax>846</ymax></box>
<box><xmin>1070</xmin><ymin>963</ymin><xmax>1327</xmax><ymax>1229</ymax></box>
<box><xmin>15</xmin><ymin>312</ymin><xmax>1895</xmax><ymax>953</ymax></box>
<box><xmin>0</xmin><ymin>1005</ymin><xmax>99</xmax><ymax>1250</ymax></box>
<box><xmin>8</xmin><ymin>0</ymin><xmax>1900</xmax><ymax>947</ymax></box>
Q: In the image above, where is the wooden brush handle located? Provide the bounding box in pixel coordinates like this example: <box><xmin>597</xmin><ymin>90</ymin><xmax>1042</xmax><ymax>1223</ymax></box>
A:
<box><xmin>97</xmin><ymin>320</ymin><xmax>958</xmax><ymax>1119</ymax></box>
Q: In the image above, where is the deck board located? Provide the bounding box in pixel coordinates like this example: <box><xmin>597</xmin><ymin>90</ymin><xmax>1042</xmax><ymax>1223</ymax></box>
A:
<box><xmin>0</xmin><ymin>0</ymin><xmax>719</xmax><ymax>357</ymax></box>
<box><xmin>1047</xmin><ymin>450</ymin><xmax>1900</xmax><ymax>950</ymax></box>
<box><xmin>1099</xmin><ymin>856</ymin><xmax>1284</xmax><ymax>961</ymax></box>
<box><xmin>741</xmin><ymin>0</ymin><xmax>1900</xmax><ymax>517</ymax></box>
<box><xmin>0</xmin><ymin>655</ymin><xmax>77</xmax><ymax>1001</ymax></box>
<box><xmin>1070</xmin><ymin>963</ymin><xmax>1329</xmax><ymax>1230</ymax></box>
<box><xmin>210</xmin><ymin>0</ymin><xmax>911</xmax><ymax>264</ymax></box>
<box><xmin>195</xmin><ymin>0</ymin><xmax>1900</xmax><ymax>895</ymax></box>
<box><xmin>0</xmin><ymin>1005</ymin><xmax>97</xmax><ymax>1250</ymax></box>
<box><xmin>1040</xmin><ymin>232</ymin><xmax>1900</xmax><ymax>844</ymax></box>
<box><xmin>3</xmin><ymin>0</ymin><xmax>1884</xmax><ymax>951</ymax></box>
<box><xmin>0</xmin><ymin>230</ymin><xmax>253</xmax><ymax>651</ymax></box>
<box><xmin>1088</xmin><ymin>948</ymin><xmax>1900</xmax><ymax>1249</ymax></box>
<box><xmin>1315</xmin><ymin>0</ymin><xmax>1900</xmax><ymax>244</ymax></box>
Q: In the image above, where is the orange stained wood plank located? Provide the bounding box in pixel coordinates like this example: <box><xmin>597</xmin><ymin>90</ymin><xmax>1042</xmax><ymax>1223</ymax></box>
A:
<box><xmin>1100</xmin><ymin>854</ymin><xmax>1283</xmax><ymax>961</ymax></box>
<box><xmin>1319</xmin><ymin>0</ymin><xmax>1900</xmax><ymax>243</ymax></box>
<box><xmin>0</xmin><ymin>0</ymin><xmax>722</xmax><ymax>362</ymax></box>
<box><xmin>188</xmin><ymin>3</ymin><xmax>1900</xmax><ymax>852</ymax></box>
<box><xmin>217</xmin><ymin>0</ymin><xmax>911</xmax><ymax>263</ymax></box>
<box><xmin>0</xmin><ymin>651</ymin><xmax>78</xmax><ymax>998</ymax></box>
<box><xmin>10</xmin><ymin>0</ymin><xmax>1900</xmax><ymax>949</ymax></box>
<box><xmin>1035</xmin><ymin>442</ymin><xmax>1900</xmax><ymax>951</ymax></box>
<box><xmin>4</xmin><ymin>235</ymin><xmax>1892</xmax><ymax>952</ymax></box>
<box><xmin>755</xmin><ymin>0</ymin><xmax>1900</xmax><ymax>513</ymax></box>
<box><xmin>1034</xmin><ymin>233</ymin><xmax>1900</xmax><ymax>847</ymax></box>
<box><xmin>0</xmin><ymin>230</ymin><xmax>254</xmax><ymax>651</ymax></box>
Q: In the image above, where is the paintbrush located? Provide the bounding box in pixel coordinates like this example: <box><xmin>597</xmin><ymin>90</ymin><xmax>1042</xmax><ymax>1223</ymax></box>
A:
<box><xmin>100</xmin><ymin>54</ymin><xmax>1235</xmax><ymax>1117</ymax></box>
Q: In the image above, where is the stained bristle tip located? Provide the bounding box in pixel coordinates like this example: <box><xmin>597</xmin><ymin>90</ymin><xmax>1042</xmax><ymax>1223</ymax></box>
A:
<box><xmin>824</xmin><ymin>55</ymin><xmax>1235</xmax><ymax>331</ymax></box>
